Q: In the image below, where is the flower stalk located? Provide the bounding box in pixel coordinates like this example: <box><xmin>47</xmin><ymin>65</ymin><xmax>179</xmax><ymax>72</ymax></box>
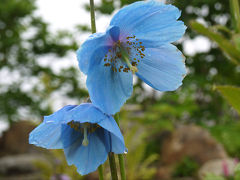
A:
<box><xmin>98</xmin><ymin>165</ymin><xmax>104</xmax><ymax>180</ymax></box>
<box><xmin>108</xmin><ymin>152</ymin><xmax>119</xmax><ymax>180</ymax></box>
<box><xmin>89</xmin><ymin>1</ymin><xmax>105</xmax><ymax>179</ymax></box>
<box><xmin>115</xmin><ymin>114</ymin><xmax>126</xmax><ymax>180</ymax></box>
<box><xmin>89</xmin><ymin>0</ymin><xmax>96</xmax><ymax>34</ymax></box>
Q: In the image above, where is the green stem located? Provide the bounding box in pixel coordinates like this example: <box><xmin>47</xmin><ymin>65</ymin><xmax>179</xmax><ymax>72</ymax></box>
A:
<box><xmin>98</xmin><ymin>165</ymin><xmax>104</xmax><ymax>180</ymax></box>
<box><xmin>89</xmin><ymin>0</ymin><xmax>97</xmax><ymax>33</ymax></box>
<box><xmin>108</xmin><ymin>152</ymin><xmax>118</xmax><ymax>180</ymax></box>
<box><xmin>230</xmin><ymin>0</ymin><xmax>240</xmax><ymax>32</ymax></box>
<box><xmin>118</xmin><ymin>155</ymin><xmax>126</xmax><ymax>180</ymax></box>
<box><xmin>115</xmin><ymin>114</ymin><xmax>126</xmax><ymax>180</ymax></box>
<box><xmin>89</xmin><ymin>1</ymin><xmax>104</xmax><ymax>180</ymax></box>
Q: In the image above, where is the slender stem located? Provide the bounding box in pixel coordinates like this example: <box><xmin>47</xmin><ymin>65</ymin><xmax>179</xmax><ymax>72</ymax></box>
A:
<box><xmin>108</xmin><ymin>152</ymin><xmax>118</xmax><ymax>180</ymax></box>
<box><xmin>115</xmin><ymin>114</ymin><xmax>126</xmax><ymax>180</ymax></box>
<box><xmin>230</xmin><ymin>0</ymin><xmax>240</xmax><ymax>32</ymax></box>
<box><xmin>89</xmin><ymin>0</ymin><xmax>97</xmax><ymax>33</ymax></box>
<box><xmin>98</xmin><ymin>165</ymin><xmax>104</xmax><ymax>180</ymax></box>
<box><xmin>118</xmin><ymin>155</ymin><xmax>126</xmax><ymax>180</ymax></box>
<box><xmin>89</xmin><ymin>1</ymin><xmax>103</xmax><ymax>180</ymax></box>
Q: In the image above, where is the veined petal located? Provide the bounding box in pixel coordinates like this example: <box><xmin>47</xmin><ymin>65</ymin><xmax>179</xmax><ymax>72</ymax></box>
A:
<box><xmin>44</xmin><ymin>105</ymin><xmax>77</xmax><ymax>124</ymax></box>
<box><xmin>69</xmin><ymin>103</ymin><xmax>107</xmax><ymax>124</ymax></box>
<box><xmin>64</xmin><ymin>128</ymin><xmax>108</xmax><ymax>175</ymax></box>
<box><xmin>29</xmin><ymin>105</ymin><xmax>77</xmax><ymax>149</ymax></box>
<box><xmin>86</xmin><ymin>59</ymin><xmax>133</xmax><ymax>115</ymax></box>
<box><xmin>136</xmin><ymin>44</ymin><xmax>186</xmax><ymax>91</ymax></box>
<box><xmin>98</xmin><ymin>116</ymin><xmax>126</xmax><ymax>154</ymax></box>
<box><xmin>60</xmin><ymin>124</ymin><xmax>82</xmax><ymax>148</ymax></box>
<box><xmin>77</xmin><ymin>26</ymin><xmax>119</xmax><ymax>74</ymax></box>
<box><xmin>29</xmin><ymin>122</ymin><xmax>63</xmax><ymax>149</ymax></box>
<box><xmin>110</xmin><ymin>1</ymin><xmax>186</xmax><ymax>47</ymax></box>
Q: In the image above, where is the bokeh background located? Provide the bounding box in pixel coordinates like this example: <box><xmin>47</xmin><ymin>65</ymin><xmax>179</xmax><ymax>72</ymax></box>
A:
<box><xmin>0</xmin><ymin>0</ymin><xmax>240</xmax><ymax>179</ymax></box>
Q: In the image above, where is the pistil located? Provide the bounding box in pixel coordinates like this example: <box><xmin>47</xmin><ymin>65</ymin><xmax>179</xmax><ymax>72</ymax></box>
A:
<box><xmin>120</xmin><ymin>46</ymin><xmax>138</xmax><ymax>73</ymax></box>
<box><xmin>82</xmin><ymin>125</ymin><xmax>89</xmax><ymax>146</ymax></box>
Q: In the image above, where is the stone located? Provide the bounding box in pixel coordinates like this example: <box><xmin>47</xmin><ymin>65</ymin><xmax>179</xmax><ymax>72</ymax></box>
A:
<box><xmin>0</xmin><ymin>121</ymin><xmax>37</xmax><ymax>157</ymax></box>
<box><xmin>156</xmin><ymin>125</ymin><xmax>228</xmax><ymax>179</ymax></box>
<box><xmin>0</xmin><ymin>154</ymin><xmax>47</xmax><ymax>176</ymax></box>
<box><xmin>161</xmin><ymin>125</ymin><xmax>227</xmax><ymax>165</ymax></box>
<box><xmin>198</xmin><ymin>158</ymin><xmax>238</xmax><ymax>179</ymax></box>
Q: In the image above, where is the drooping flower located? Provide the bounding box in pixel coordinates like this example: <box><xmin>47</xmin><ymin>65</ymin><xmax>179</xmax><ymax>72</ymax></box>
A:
<box><xmin>29</xmin><ymin>103</ymin><xmax>126</xmax><ymax>175</ymax></box>
<box><xmin>77</xmin><ymin>0</ymin><xmax>187</xmax><ymax>115</ymax></box>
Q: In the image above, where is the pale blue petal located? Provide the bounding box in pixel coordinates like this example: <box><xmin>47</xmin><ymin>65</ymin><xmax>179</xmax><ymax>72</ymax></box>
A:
<box><xmin>64</xmin><ymin>128</ymin><xmax>108</xmax><ymax>175</ymax></box>
<box><xmin>98</xmin><ymin>116</ymin><xmax>125</xmax><ymax>154</ymax></box>
<box><xmin>110</xmin><ymin>1</ymin><xmax>186</xmax><ymax>47</ymax></box>
<box><xmin>136</xmin><ymin>44</ymin><xmax>186</xmax><ymax>91</ymax></box>
<box><xmin>29</xmin><ymin>105</ymin><xmax>77</xmax><ymax>149</ymax></box>
<box><xmin>77</xmin><ymin>26</ymin><xmax>119</xmax><ymax>74</ymax></box>
<box><xmin>69</xmin><ymin>103</ymin><xmax>106</xmax><ymax>124</ymax></box>
<box><xmin>44</xmin><ymin>105</ymin><xmax>77</xmax><ymax>124</ymax></box>
<box><xmin>60</xmin><ymin>124</ymin><xmax>82</xmax><ymax>148</ymax></box>
<box><xmin>86</xmin><ymin>59</ymin><xmax>133</xmax><ymax>115</ymax></box>
<box><xmin>29</xmin><ymin>122</ymin><xmax>63</xmax><ymax>149</ymax></box>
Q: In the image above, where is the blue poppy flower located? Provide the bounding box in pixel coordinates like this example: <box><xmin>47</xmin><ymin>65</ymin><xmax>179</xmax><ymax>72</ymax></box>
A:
<box><xmin>77</xmin><ymin>0</ymin><xmax>187</xmax><ymax>115</ymax></box>
<box><xmin>29</xmin><ymin>103</ymin><xmax>126</xmax><ymax>175</ymax></box>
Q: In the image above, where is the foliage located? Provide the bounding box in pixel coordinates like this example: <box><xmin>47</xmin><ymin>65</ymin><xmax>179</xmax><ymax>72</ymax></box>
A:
<box><xmin>33</xmin><ymin>150</ymin><xmax>83</xmax><ymax>180</ymax></box>
<box><xmin>172</xmin><ymin>156</ymin><xmax>199</xmax><ymax>178</ymax></box>
<box><xmin>190</xmin><ymin>0</ymin><xmax>240</xmax><ymax>116</ymax></box>
<box><xmin>214</xmin><ymin>86</ymin><xmax>240</xmax><ymax>114</ymax></box>
<box><xmin>0</xmin><ymin>0</ymin><xmax>88</xmax><ymax>124</ymax></box>
<box><xmin>123</xmin><ymin>123</ymin><xmax>158</xmax><ymax>180</ymax></box>
<box><xmin>209</xmin><ymin>123</ymin><xmax>240</xmax><ymax>157</ymax></box>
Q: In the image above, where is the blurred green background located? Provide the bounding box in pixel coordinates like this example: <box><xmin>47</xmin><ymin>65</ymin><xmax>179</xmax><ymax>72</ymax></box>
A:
<box><xmin>0</xmin><ymin>0</ymin><xmax>240</xmax><ymax>179</ymax></box>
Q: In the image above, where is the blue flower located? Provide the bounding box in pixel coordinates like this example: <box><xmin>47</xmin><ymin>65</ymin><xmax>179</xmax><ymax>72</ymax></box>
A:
<box><xmin>29</xmin><ymin>103</ymin><xmax>126</xmax><ymax>175</ymax></box>
<box><xmin>77</xmin><ymin>0</ymin><xmax>187</xmax><ymax>115</ymax></box>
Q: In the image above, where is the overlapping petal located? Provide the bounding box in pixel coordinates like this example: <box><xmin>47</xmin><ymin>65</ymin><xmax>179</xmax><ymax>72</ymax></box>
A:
<box><xmin>97</xmin><ymin>115</ymin><xmax>126</xmax><ymax>153</ymax></box>
<box><xmin>29</xmin><ymin>103</ymin><xmax>126</xmax><ymax>175</ymax></box>
<box><xmin>64</xmin><ymin>128</ymin><xmax>108</xmax><ymax>175</ymax></box>
<box><xmin>29</xmin><ymin>105</ymin><xmax>77</xmax><ymax>149</ymax></box>
<box><xmin>110</xmin><ymin>0</ymin><xmax>186</xmax><ymax>47</ymax></box>
<box><xmin>86</xmin><ymin>59</ymin><xmax>133</xmax><ymax>115</ymax></box>
<box><xmin>136</xmin><ymin>44</ymin><xmax>186</xmax><ymax>91</ymax></box>
<box><xmin>77</xmin><ymin>26</ymin><xmax>118</xmax><ymax>74</ymax></box>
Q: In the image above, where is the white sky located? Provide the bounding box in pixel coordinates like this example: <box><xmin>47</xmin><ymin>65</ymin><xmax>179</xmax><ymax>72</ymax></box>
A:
<box><xmin>35</xmin><ymin>0</ymin><xmax>211</xmax><ymax>56</ymax></box>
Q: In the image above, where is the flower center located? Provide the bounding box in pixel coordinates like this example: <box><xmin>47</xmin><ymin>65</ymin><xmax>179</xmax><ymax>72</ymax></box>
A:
<box><xmin>67</xmin><ymin>121</ymin><xmax>100</xmax><ymax>146</ymax></box>
<box><xmin>104</xmin><ymin>35</ymin><xmax>145</xmax><ymax>73</ymax></box>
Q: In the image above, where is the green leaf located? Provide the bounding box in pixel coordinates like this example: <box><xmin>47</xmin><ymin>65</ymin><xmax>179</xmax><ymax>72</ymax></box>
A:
<box><xmin>190</xmin><ymin>21</ymin><xmax>240</xmax><ymax>65</ymax></box>
<box><xmin>214</xmin><ymin>85</ymin><xmax>240</xmax><ymax>114</ymax></box>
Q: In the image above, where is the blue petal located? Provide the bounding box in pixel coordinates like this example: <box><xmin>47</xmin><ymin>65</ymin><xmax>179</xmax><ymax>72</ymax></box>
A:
<box><xmin>136</xmin><ymin>44</ymin><xmax>186</xmax><ymax>91</ymax></box>
<box><xmin>60</xmin><ymin>124</ymin><xmax>82</xmax><ymax>148</ymax></box>
<box><xmin>29</xmin><ymin>105</ymin><xmax>77</xmax><ymax>149</ymax></box>
<box><xmin>69</xmin><ymin>103</ymin><xmax>107</xmax><ymax>124</ymax></box>
<box><xmin>29</xmin><ymin>122</ymin><xmax>63</xmax><ymax>149</ymax></box>
<box><xmin>110</xmin><ymin>1</ymin><xmax>186</xmax><ymax>47</ymax></box>
<box><xmin>98</xmin><ymin>116</ymin><xmax>126</xmax><ymax>154</ymax></box>
<box><xmin>44</xmin><ymin>105</ymin><xmax>77</xmax><ymax>124</ymax></box>
<box><xmin>86</xmin><ymin>59</ymin><xmax>133</xmax><ymax>115</ymax></box>
<box><xmin>64</xmin><ymin>128</ymin><xmax>108</xmax><ymax>175</ymax></box>
<box><xmin>77</xmin><ymin>26</ymin><xmax>118</xmax><ymax>74</ymax></box>
<box><xmin>109</xmin><ymin>26</ymin><xmax>120</xmax><ymax>42</ymax></box>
